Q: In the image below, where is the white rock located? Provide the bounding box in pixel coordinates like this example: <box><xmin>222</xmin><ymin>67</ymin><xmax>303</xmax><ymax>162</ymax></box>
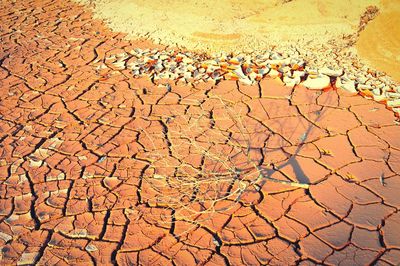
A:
<box><xmin>17</xmin><ymin>252</ymin><xmax>39</xmax><ymax>266</ymax></box>
<box><xmin>270</xmin><ymin>53</ymin><xmax>283</xmax><ymax>60</ymax></box>
<box><xmin>233</xmin><ymin>66</ymin><xmax>246</xmax><ymax>79</ymax></box>
<box><xmin>320</xmin><ymin>67</ymin><xmax>343</xmax><ymax>77</ymax></box>
<box><xmin>373</xmin><ymin>94</ymin><xmax>386</xmax><ymax>102</ymax></box>
<box><xmin>358</xmin><ymin>84</ymin><xmax>373</xmax><ymax>90</ymax></box>
<box><xmin>239</xmin><ymin>78</ymin><xmax>253</xmax><ymax>86</ymax></box>
<box><xmin>336</xmin><ymin>77</ymin><xmax>357</xmax><ymax>94</ymax></box>
<box><xmin>283</xmin><ymin>76</ymin><xmax>301</xmax><ymax>87</ymax></box>
<box><xmin>258</xmin><ymin>67</ymin><xmax>270</xmax><ymax>76</ymax></box>
<box><xmin>29</xmin><ymin>159</ymin><xmax>42</xmax><ymax>168</ymax></box>
<box><xmin>386</xmin><ymin>92</ymin><xmax>400</xmax><ymax>98</ymax></box>
<box><xmin>0</xmin><ymin>232</ymin><xmax>12</xmax><ymax>242</ymax></box>
<box><xmin>387</xmin><ymin>99</ymin><xmax>400</xmax><ymax>108</ymax></box>
<box><xmin>278</xmin><ymin>66</ymin><xmax>291</xmax><ymax>74</ymax></box>
<box><xmin>372</xmin><ymin>88</ymin><xmax>381</xmax><ymax>96</ymax></box>
<box><xmin>268</xmin><ymin>69</ymin><xmax>280</xmax><ymax>78</ymax></box>
<box><xmin>305</xmin><ymin>67</ymin><xmax>319</xmax><ymax>75</ymax></box>
<box><xmin>182</xmin><ymin>57</ymin><xmax>193</xmax><ymax>64</ymax></box>
<box><xmin>392</xmin><ymin>108</ymin><xmax>400</xmax><ymax>116</ymax></box>
<box><xmin>356</xmin><ymin>75</ymin><xmax>368</xmax><ymax>84</ymax></box>
<box><xmin>293</xmin><ymin>71</ymin><xmax>306</xmax><ymax>78</ymax></box>
<box><xmin>266</xmin><ymin>58</ymin><xmax>290</xmax><ymax>66</ymax></box>
<box><xmin>249</xmin><ymin>72</ymin><xmax>261</xmax><ymax>81</ymax></box>
<box><xmin>302</xmin><ymin>74</ymin><xmax>330</xmax><ymax>90</ymax></box>
<box><xmin>85</xmin><ymin>244</ymin><xmax>98</xmax><ymax>252</ymax></box>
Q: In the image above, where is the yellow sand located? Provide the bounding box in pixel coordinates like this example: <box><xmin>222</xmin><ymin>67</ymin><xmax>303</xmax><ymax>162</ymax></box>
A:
<box><xmin>356</xmin><ymin>0</ymin><xmax>400</xmax><ymax>81</ymax></box>
<box><xmin>76</xmin><ymin>0</ymin><xmax>400</xmax><ymax>82</ymax></box>
<box><xmin>76</xmin><ymin>0</ymin><xmax>379</xmax><ymax>51</ymax></box>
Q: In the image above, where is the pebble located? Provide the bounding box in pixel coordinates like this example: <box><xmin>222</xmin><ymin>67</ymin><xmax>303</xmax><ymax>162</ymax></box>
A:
<box><xmin>233</xmin><ymin>67</ymin><xmax>247</xmax><ymax>79</ymax></box>
<box><xmin>240</xmin><ymin>77</ymin><xmax>253</xmax><ymax>86</ymax></box>
<box><xmin>372</xmin><ymin>88</ymin><xmax>381</xmax><ymax>96</ymax></box>
<box><xmin>283</xmin><ymin>75</ymin><xmax>301</xmax><ymax>87</ymax></box>
<box><xmin>293</xmin><ymin>71</ymin><xmax>306</xmax><ymax>78</ymax></box>
<box><xmin>373</xmin><ymin>94</ymin><xmax>386</xmax><ymax>102</ymax></box>
<box><xmin>99</xmin><ymin>47</ymin><xmax>399</xmax><ymax>119</ymax></box>
<box><xmin>268</xmin><ymin>69</ymin><xmax>280</xmax><ymax>78</ymax></box>
<box><xmin>320</xmin><ymin>66</ymin><xmax>343</xmax><ymax>77</ymax></box>
<box><xmin>335</xmin><ymin>77</ymin><xmax>357</xmax><ymax>94</ymax></box>
<box><xmin>302</xmin><ymin>74</ymin><xmax>330</xmax><ymax>90</ymax></box>
<box><xmin>17</xmin><ymin>252</ymin><xmax>39</xmax><ymax>266</ymax></box>
<box><xmin>358</xmin><ymin>84</ymin><xmax>373</xmax><ymax>90</ymax></box>
<box><xmin>85</xmin><ymin>244</ymin><xmax>99</xmax><ymax>252</ymax></box>
<box><xmin>0</xmin><ymin>232</ymin><xmax>12</xmax><ymax>242</ymax></box>
<box><xmin>387</xmin><ymin>99</ymin><xmax>400</xmax><ymax>108</ymax></box>
<box><xmin>386</xmin><ymin>92</ymin><xmax>400</xmax><ymax>98</ymax></box>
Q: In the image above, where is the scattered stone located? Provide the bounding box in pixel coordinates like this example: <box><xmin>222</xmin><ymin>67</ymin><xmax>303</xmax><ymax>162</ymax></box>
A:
<box><xmin>386</xmin><ymin>92</ymin><xmax>400</xmax><ymax>98</ymax></box>
<box><xmin>85</xmin><ymin>244</ymin><xmax>98</xmax><ymax>252</ymax></box>
<box><xmin>358</xmin><ymin>84</ymin><xmax>373</xmax><ymax>90</ymax></box>
<box><xmin>17</xmin><ymin>252</ymin><xmax>39</xmax><ymax>266</ymax></box>
<box><xmin>0</xmin><ymin>232</ymin><xmax>12</xmax><ymax>242</ymax></box>
<box><xmin>283</xmin><ymin>75</ymin><xmax>301</xmax><ymax>87</ymax></box>
<box><xmin>29</xmin><ymin>158</ymin><xmax>43</xmax><ymax>168</ymax></box>
<box><xmin>320</xmin><ymin>67</ymin><xmax>343</xmax><ymax>77</ymax></box>
<box><xmin>387</xmin><ymin>99</ymin><xmax>400</xmax><ymax>108</ymax></box>
<box><xmin>97</xmin><ymin>156</ymin><xmax>107</xmax><ymax>163</ymax></box>
<box><xmin>302</xmin><ymin>74</ymin><xmax>330</xmax><ymax>90</ymax></box>
<box><xmin>153</xmin><ymin>174</ymin><xmax>165</xmax><ymax>179</ymax></box>
<box><xmin>268</xmin><ymin>69</ymin><xmax>280</xmax><ymax>78</ymax></box>
<box><xmin>90</xmin><ymin>45</ymin><xmax>400</xmax><ymax>116</ymax></box>
<box><xmin>336</xmin><ymin>78</ymin><xmax>357</xmax><ymax>94</ymax></box>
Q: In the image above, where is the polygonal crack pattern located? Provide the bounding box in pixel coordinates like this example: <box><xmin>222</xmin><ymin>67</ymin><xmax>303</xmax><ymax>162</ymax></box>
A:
<box><xmin>0</xmin><ymin>0</ymin><xmax>399</xmax><ymax>265</ymax></box>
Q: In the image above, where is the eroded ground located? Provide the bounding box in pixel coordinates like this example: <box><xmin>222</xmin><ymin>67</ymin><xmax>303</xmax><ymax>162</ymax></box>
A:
<box><xmin>0</xmin><ymin>0</ymin><xmax>400</xmax><ymax>265</ymax></box>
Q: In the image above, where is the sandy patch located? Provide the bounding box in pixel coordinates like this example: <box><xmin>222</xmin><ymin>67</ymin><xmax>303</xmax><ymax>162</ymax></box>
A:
<box><xmin>75</xmin><ymin>0</ymin><xmax>379</xmax><ymax>52</ymax></box>
<box><xmin>75</xmin><ymin>0</ymin><xmax>400</xmax><ymax>82</ymax></box>
<box><xmin>356</xmin><ymin>0</ymin><xmax>400</xmax><ymax>81</ymax></box>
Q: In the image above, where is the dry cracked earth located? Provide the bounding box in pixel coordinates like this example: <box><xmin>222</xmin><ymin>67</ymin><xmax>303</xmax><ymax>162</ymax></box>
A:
<box><xmin>1</xmin><ymin>0</ymin><xmax>400</xmax><ymax>265</ymax></box>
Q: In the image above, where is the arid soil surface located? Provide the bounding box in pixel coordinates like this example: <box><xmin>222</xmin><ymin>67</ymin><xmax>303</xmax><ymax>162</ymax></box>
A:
<box><xmin>356</xmin><ymin>0</ymin><xmax>400</xmax><ymax>81</ymax></box>
<box><xmin>76</xmin><ymin>0</ymin><xmax>379</xmax><ymax>51</ymax></box>
<box><xmin>76</xmin><ymin>0</ymin><xmax>400</xmax><ymax>83</ymax></box>
<box><xmin>1</xmin><ymin>0</ymin><xmax>400</xmax><ymax>265</ymax></box>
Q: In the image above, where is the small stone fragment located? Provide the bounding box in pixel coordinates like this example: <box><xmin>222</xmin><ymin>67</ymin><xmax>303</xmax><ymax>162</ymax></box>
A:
<box><xmin>387</xmin><ymin>99</ymin><xmax>400</xmax><ymax>108</ymax></box>
<box><xmin>302</xmin><ymin>74</ymin><xmax>330</xmax><ymax>90</ymax></box>
<box><xmin>29</xmin><ymin>158</ymin><xmax>43</xmax><ymax>168</ymax></box>
<box><xmin>153</xmin><ymin>174</ymin><xmax>165</xmax><ymax>179</ymax></box>
<box><xmin>379</xmin><ymin>174</ymin><xmax>386</xmax><ymax>186</ymax></box>
<box><xmin>268</xmin><ymin>69</ymin><xmax>280</xmax><ymax>78</ymax></box>
<box><xmin>0</xmin><ymin>232</ymin><xmax>12</xmax><ymax>242</ymax></box>
<box><xmin>17</xmin><ymin>252</ymin><xmax>39</xmax><ymax>266</ymax></box>
<box><xmin>85</xmin><ymin>244</ymin><xmax>98</xmax><ymax>252</ymax></box>
<box><xmin>336</xmin><ymin>77</ymin><xmax>357</xmax><ymax>94</ymax></box>
<box><xmin>97</xmin><ymin>156</ymin><xmax>107</xmax><ymax>163</ymax></box>
<box><xmin>320</xmin><ymin>67</ymin><xmax>343</xmax><ymax>77</ymax></box>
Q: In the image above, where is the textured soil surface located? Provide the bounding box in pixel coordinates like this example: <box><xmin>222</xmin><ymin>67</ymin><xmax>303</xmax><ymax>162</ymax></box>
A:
<box><xmin>75</xmin><ymin>0</ymin><xmax>400</xmax><ymax>84</ymax></box>
<box><xmin>356</xmin><ymin>0</ymin><xmax>400</xmax><ymax>82</ymax></box>
<box><xmin>75</xmin><ymin>0</ymin><xmax>380</xmax><ymax>52</ymax></box>
<box><xmin>1</xmin><ymin>0</ymin><xmax>400</xmax><ymax>265</ymax></box>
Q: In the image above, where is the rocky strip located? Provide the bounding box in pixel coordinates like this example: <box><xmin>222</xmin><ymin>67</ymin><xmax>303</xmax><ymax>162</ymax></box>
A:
<box><xmin>100</xmin><ymin>47</ymin><xmax>400</xmax><ymax>120</ymax></box>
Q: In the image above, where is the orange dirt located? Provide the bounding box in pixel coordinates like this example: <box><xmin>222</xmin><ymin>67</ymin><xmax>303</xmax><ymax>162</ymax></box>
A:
<box><xmin>0</xmin><ymin>0</ymin><xmax>399</xmax><ymax>265</ymax></box>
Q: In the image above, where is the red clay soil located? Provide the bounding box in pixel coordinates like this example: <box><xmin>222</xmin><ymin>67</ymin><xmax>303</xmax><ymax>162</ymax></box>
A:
<box><xmin>0</xmin><ymin>0</ymin><xmax>400</xmax><ymax>265</ymax></box>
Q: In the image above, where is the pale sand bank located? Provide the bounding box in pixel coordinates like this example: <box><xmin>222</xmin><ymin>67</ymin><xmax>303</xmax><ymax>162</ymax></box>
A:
<box><xmin>356</xmin><ymin>0</ymin><xmax>400</xmax><ymax>81</ymax></box>
<box><xmin>75</xmin><ymin>0</ymin><xmax>400</xmax><ymax>82</ymax></box>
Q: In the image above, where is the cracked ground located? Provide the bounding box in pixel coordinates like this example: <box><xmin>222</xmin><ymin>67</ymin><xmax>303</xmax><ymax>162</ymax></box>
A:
<box><xmin>1</xmin><ymin>0</ymin><xmax>400</xmax><ymax>265</ymax></box>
